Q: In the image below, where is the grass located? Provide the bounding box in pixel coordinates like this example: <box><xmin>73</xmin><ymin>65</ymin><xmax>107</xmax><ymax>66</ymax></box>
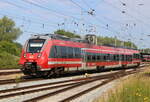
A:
<box><xmin>0</xmin><ymin>51</ymin><xmax>20</xmax><ymax>69</ymax></box>
<box><xmin>0</xmin><ymin>41</ymin><xmax>21</xmax><ymax>69</ymax></box>
<box><xmin>15</xmin><ymin>76</ymin><xmax>22</xmax><ymax>83</ymax></box>
<box><xmin>95</xmin><ymin>69</ymin><xmax>150</xmax><ymax>102</ymax></box>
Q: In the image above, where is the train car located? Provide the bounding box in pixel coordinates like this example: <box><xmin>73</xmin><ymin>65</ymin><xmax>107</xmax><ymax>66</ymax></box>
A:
<box><xmin>19</xmin><ymin>34</ymin><xmax>141</xmax><ymax>77</ymax></box>
<box><xmin>140</xmin><ymin>53</ymin><xmax>150</xmax><ymax>62</ymax></box>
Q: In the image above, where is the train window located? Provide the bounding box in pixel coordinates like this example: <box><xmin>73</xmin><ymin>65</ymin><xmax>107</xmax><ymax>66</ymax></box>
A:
<box><xmin>120</xmin><ymin>55</ymin><xmax>122</xmax><ymax>61</ymax></box>
<box><xmin>121</xmin><ymin>55</ymin><xmax>124</xmax><ymax>61</ymax></box>
<box><xmin>105</xmin><ymin>54</ymin><xmax>108</xmax><ymax>61</ymax></box>
<box><xmin>129</xmin><ymin>55</ymin><xmax>132</xmax><ymax>61</ymax></box>
<box><xmin>49</xmin><ymin>46</ymin><xmax>56</xmax><ymax>58</ymax></box>
<box><xmin>129</xmin><ymin>55</ymin><xmax>131</xmax><ymax>61</ymax></box>
<box><xmin>113</xmin><ymin>55</ymin><xmax>116</xmax><ymax>61</ymax></box>
<box><xmin>100</xmin><ymin>53</ymin><xmax>104</xmax><ymax>61</ymax></box>
<box><xmin>56</xmin><ymin>46</ymin><xmax>61</xmax><ymax>58</ymax></box>
<box><xmin>97</xmin><ymin>53</ymin><xmax>100</xmax><ymax>61</ymax></box>
<box><xmin>67</xmin><ymin>47</ymin><xmax>74</xmax><ymax>58</ymax></box>
<box><xmin>123</xmin><ymin>55</ymin><xmax>125</xmax><ymax>61</ymax></box>
<box><xmin>103</xmin><ymin>54</ymin><xmax>107</xmax><ymax>61</ymax></box>
<box><xmin>109</xmin><ymin>54</ymin><xmax>113</xmax><ymax>61</ymax></box>
<box><xmin>126</xmin><ymin>55</ymin><xmax>129</xmax><ymax>61</ymax></box>
<box><xmin>126</xmin><ymin>55</ymin><xmax>128</xmax><ymax>61</ymax></box>
<box><xmin>138</xmin><ymin>54</ymin><xmax>141</xmax><ymax>59</ymax></box>
<box><xmin>74</xmin><ymin>48</ymin><xmax>81</xmax><ymax>58</ymax></box>
<box><xmin>116</xmin><ymin>55</ymin><xmax>119</xmax><ymax>61</ymax></box>
<box><xmin>123</xmin><ymin>55</ymin><xmax>126</xmax><ymax>61</ymax></box>
<box><xmin>87</xmin><ymin>53</ymin><xmax>91</xmax><ymax>61</ymax></box>
<box><xmin>133</xmin><ymin>54</ymin><xmax>139</xmax><ymax>59</ymax></box>
<box><xmin>92</xmin><ymin>53</ymin><xmax>96</xmax><ymax>61</ymax></box>
<box><xmin>27</xmin><ymin>39</ymin><xmax>45</xmax><ymax>53</ymax></box>
<box><xmin>49</xmin><ymin>46</ymin><xmax>82</xmax><ymax>59</ymax></box>
<box><xmin>107</xmin><ymin>54</ymin><xmax>110</xmax><ymax>61</ymax></box>
<box><xmin>60</xmin><ymin>46</ymin><xmax>67</xmax><ymax>58</ymax></box>
<box><xmin>116</xmin><ymin>55</ymin><xmax>118</xmax><ymax>61</ymax></box>
<box><xmin>135</xmin><ymin>54</ymin><xmax>140</xmax><ymax>59</ymax></box>
<box><xmin>124</xmin><ymin>55</ymin><xmax>126</xmax><ymax>60</ymax></box>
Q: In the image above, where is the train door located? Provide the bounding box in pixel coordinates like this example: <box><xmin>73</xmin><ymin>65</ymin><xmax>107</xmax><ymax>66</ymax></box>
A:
<box><xmin>81</xmin><ymin>49</ymin><xmax>86</xmax><ymax>69</ymax></box>
<box><xmin>118</xmin><ymin>52</ymin><xmax>122</xmax><ymax>65</ymax></box>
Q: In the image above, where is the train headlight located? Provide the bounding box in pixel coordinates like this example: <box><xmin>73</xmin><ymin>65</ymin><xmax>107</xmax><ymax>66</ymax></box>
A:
<box><xmin>23</xmin><ymin>53</ymin><xmax>26</xmax><ymax>58</ymax></box>
<box><xmin>37</xmin><ymin>53</ymin><xmax>42</xmax><ymax>58</ymax></box>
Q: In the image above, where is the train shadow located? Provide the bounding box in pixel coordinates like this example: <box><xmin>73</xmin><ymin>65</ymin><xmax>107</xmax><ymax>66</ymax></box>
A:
<box><xmin>22</xmin><ymin>66</ymin><xmax>138</xmax><ymax>79</ymax></box>
<box><xmin>58</xmin><ymin>66</ymin><xmax>137</xmax><ymax>78</ymax></box>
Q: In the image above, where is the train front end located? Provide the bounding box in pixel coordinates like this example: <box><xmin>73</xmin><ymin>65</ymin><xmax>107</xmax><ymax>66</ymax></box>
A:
<box><xmin>19</xmin><ymin>35</ymin><xmax>49</xmax><ymax>76</ymax></box>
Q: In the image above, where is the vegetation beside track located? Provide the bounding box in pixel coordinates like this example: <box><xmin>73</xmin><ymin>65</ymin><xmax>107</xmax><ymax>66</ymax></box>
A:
<box><xmin>95</xmin><ymin>69</ymin><xmax>150</xmax><ymax>102</ymax></box>
<box><xmin>54</xmin><ymin>29</ymin><xmax>137</xmax><ymax>49</ymax></box>
<box><xmin>0</xmin><ymin>16</ymin><xmax>22</xmax><ymax>69</ymax></box>
<box><xmin>0</xmin><ymin>42</ymin><xmax>21</xmax><ymax>69</ymax></box>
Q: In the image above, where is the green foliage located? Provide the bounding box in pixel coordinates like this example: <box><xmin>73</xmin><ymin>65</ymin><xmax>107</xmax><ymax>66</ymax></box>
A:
<box><xmin>0</xmin><ymin>16</ymin><xmax>22</xmax><ymax>41</ymax></box>
<box><xmin>0</xmin><ymin>51</ymin><xmax>20</xmax><ymax>68</ymax></box>
<box><xmin>0</xmin><ymin>16</ymin><xmax>22</xmax><ymax>69</ymax></box>
<box><xmin>54</xmin><ymin>29</ymin><xmax>137</xmax><ymax>49</ymax></box>
<box><xmin>0</xmin><ymin>41</ymin><xmax>22</xmax><ymax>68</ymax></box>
<box><xmin>0</xmin><ymin>41</ymin><xmax>21</xmax><ymax>56</ymax></box>
<box><xmin>97</xmin><ymin>36</ymin><xmax>137</xmax><ymax>49</ymax></box>
<box><xmin>106</xmin><ymin>73</ymin><xmax>150</xmax><ymax>102</ymax></box>
<box><xmin>140</xmin><ymin>48</ymin><xmax>150</xmax><ymax>53</ymax></box>
<box><xmin>54</xmin><ymin>29</ymin><xmax>81</xmax><ymax>38</ymax></box>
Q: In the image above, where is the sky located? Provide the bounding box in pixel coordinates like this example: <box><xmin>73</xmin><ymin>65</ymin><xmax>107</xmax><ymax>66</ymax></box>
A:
<box><xmin>0</xmin><ymin>0</ymin><xmax>150</xmax><ymax>48</ymax></box>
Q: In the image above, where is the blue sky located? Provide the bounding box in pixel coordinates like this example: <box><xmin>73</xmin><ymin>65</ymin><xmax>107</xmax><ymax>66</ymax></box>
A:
<box><xmin>0</xmin><ymin>0</ymin><xmax>150</xmax><ymax>48</ymax></box>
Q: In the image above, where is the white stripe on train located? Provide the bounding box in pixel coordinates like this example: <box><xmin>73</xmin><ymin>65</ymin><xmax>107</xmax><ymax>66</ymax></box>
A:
<box><xmin>48</xmin><ymin>61</ymin><xmax>82</xmax><ymax>64</ymax></box>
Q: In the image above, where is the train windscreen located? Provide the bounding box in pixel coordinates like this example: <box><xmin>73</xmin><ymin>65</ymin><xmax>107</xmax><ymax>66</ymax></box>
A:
<box><xmin>27</xmin><ymin>39</ymin><xmax>45</xmax><ymax>53</ymax></box>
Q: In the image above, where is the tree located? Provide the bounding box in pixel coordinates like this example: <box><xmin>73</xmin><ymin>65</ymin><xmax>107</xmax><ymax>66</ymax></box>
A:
<box><xmin>0</xmin><ymin>16</ymin><xmax>22</xmax><ymax>41</ymax></box>
<box><xmin>97</xmin><ymin>36</ymin><xmax>137</xmax><ymax>49</ymax></box>
<box><xmin>140</xmin><ymin>48</ymin><xmax>150</xmax><ymax>53</ymax></box>
<box><xmin>54</xmin><ymin>29</ymin><xmax>137</xmax><ymax>49</ymax></box>
<box><xmin>54</xmin><ymin>29</ymin><xmax>81</xmax><ymax>38</ymax></box>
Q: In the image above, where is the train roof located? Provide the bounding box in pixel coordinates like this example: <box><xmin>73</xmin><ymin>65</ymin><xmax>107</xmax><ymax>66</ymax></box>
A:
<box><xmin>30</xmin><ymin>33</ymin><xmax>138</xmax><ymax>51</ymax></box>
<box><xmin>31</xmin><ymin>33</ymin><xmax>87</xmax><ymax>43</ymax></box>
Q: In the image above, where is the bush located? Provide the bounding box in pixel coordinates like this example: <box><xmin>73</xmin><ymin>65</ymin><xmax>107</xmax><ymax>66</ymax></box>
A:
<box><xmin>0</xmin><ymin>51</ymin><xmax>20</xmax><ymax>69</ymax></box>
<box><xmin>0</xmin><ymin>41</ymin><xmax>21</xmax><ymax>69</ymax></box>
<box><xmin>95</xmin><ymin>71</ymin><xmax>150</xmax><ymax>102</ymax></box>
<box><xmin>0</xmin><ymin>41</ymin><xmax>21</xmax><ymax>56</ymax></box>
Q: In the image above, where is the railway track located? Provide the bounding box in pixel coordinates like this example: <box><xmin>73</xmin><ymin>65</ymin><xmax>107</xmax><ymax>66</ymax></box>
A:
<box><xmin>0</xmin><ymin>76</ymin><xmax>47</xmax><ymax>85</ymax></box>
<box><xmin>0</xmin><ymin>66</ymin><xmax>145</xmax><ymax>102</ymax></box>
<box><xmin>25</xmin><ymin>69</ymin><xmax>141</xmax><ymax>102</ymax></box>
<box><xmin>0</xmin><ymin>70</ymin><xmax>21</xmax><ymax>76</ymax></box>
<box><xmin>0</xmin><ymin>65</ymin><xmax>142</xmax><ymax>85</ymax></box>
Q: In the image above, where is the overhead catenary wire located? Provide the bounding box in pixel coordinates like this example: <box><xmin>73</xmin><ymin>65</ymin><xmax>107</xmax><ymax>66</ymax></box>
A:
<box><xmin>68</xmin><ymin>0</ymin><xmax>123</xmax><ymax>36</ymax></box>
<box><xmin>1</xmin><ymin>1</ymin><xmax>58</xmax><ymax>27</ymax></box>
<box><xmin>72</xmin><ymin>0</ymin><xmax>140</xmax><ymax>47</ymax></box>
<box><xmin>118</xmin><ymin>0</ymin><xmax>150</xmax><ymax>26</ymax></box>
<box><xmin>22</xmin><ymin>0</ymin><xmax>98</xmax><ymax>34</ymax></box>
<box><xmin>6</xmin><ymin>0</ymin><xmax>125</xmax><ymax>38</ymax></box>
<box><xmin>0</xmin><ymin>0</ymin><xmax>145</xmax><ymax>46</ymax></box>
<box><xmin>1</xmin><ymin>0</ymin><xmax>79</xmax><ymax>34</ymax></box>
<box><xmin>103</xmin><ymin>0</ymin><xmax>149</xmax><ymax>46</ymax></box>
<box><xmin>69</xmin><ymin>0</ymin><xmax>87</xmax><ymax>12</ymax></box>
<box><xmin>72</xmin><ymin>0</ymin><xmax>120</xmax><ymax>34</ymax></box>
<box><xmin>22</xmin><ymin>0</ymin><xmax>81</xmax><ymax>20</ymax></box>
<box><xmin>11</xmin><ymin>0</ymin><xmax>121</xmax><ymax>36</ymax></box>
<box><xmin>103</xmin><ymin>0</ymin><xmax>150</xmax><ymax>28</ymax></box>
<box><xmin>0</xmin><ymin>12</ymin><xmax>57</xmax><ymax>28</ymax></box>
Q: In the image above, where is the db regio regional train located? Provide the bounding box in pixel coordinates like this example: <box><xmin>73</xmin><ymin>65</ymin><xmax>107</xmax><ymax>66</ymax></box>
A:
<box><xmin>19</xmin><ymin>34</ymin><xmax>141</xmax><ymax>77</ymax></box>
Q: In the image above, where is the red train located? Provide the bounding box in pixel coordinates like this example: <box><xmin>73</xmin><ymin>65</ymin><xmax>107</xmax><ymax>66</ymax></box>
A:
<box><xmin>141</xmin><ymin>53</ymin><xmax>150</xmax><ymax>62</ymax></box>
<box><xmin>19</xmin><ymin>34</ymin><xmax>141</xmax><ymax>77</ymax></box>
